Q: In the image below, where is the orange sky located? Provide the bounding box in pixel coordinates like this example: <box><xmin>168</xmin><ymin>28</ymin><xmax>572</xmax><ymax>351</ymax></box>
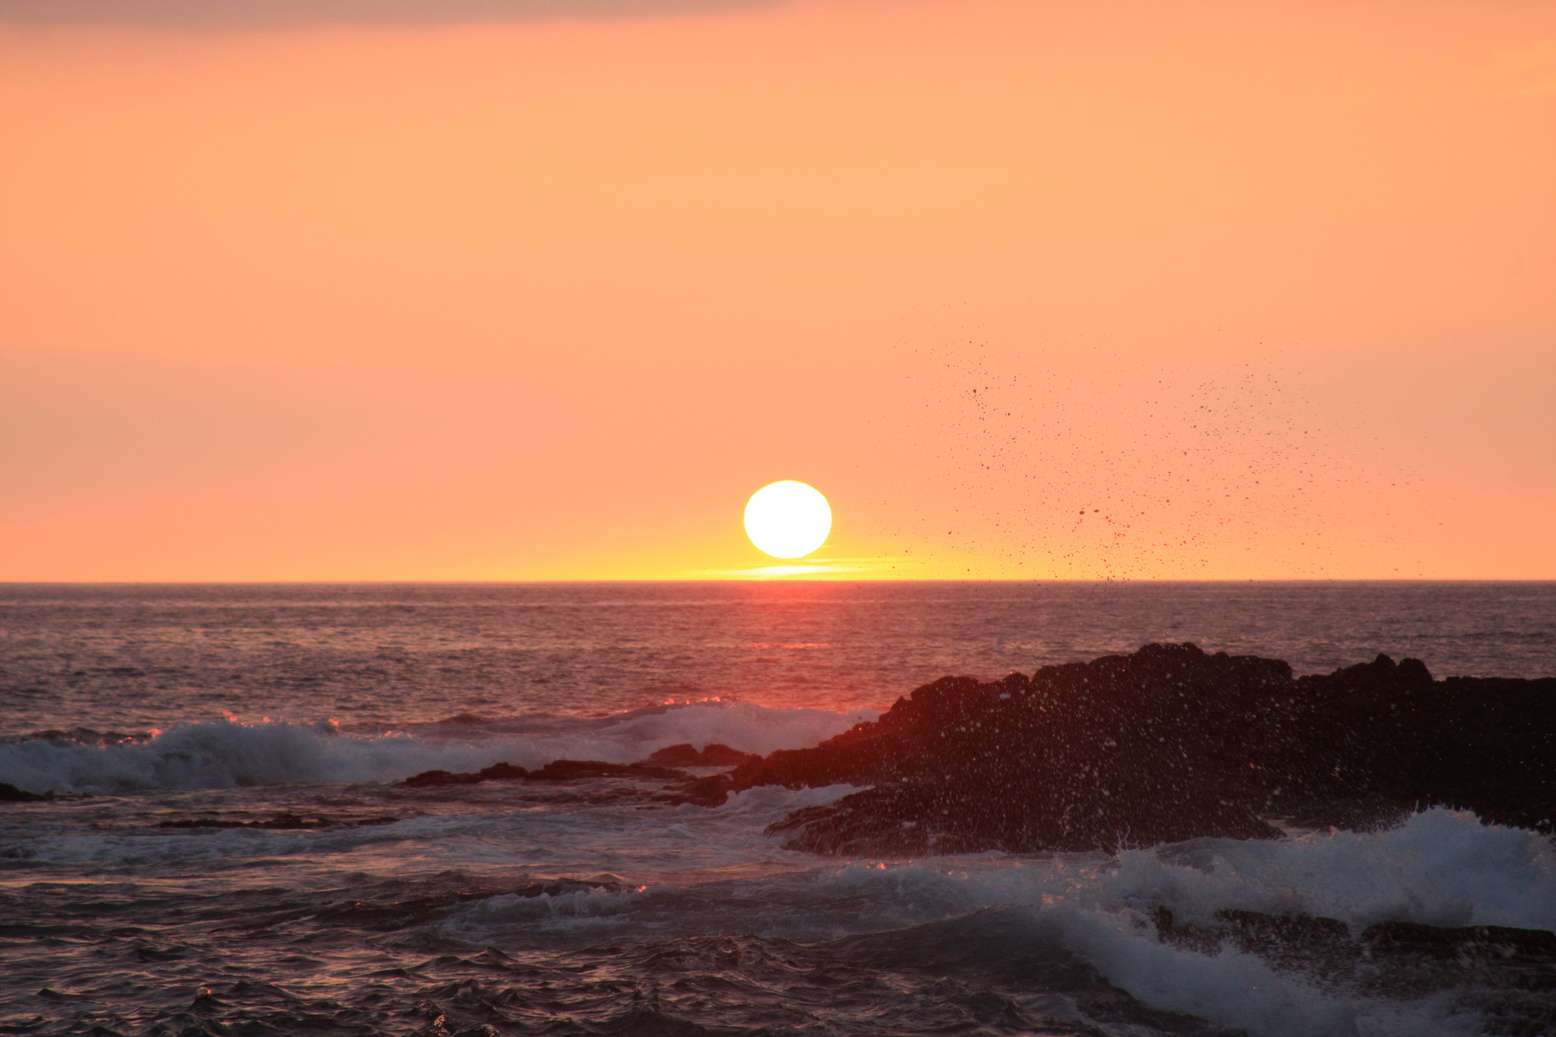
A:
<box><xmin>2</xmin><ymin>0</ymin><xmax>1553</xmax><ymax>580</ymax></box>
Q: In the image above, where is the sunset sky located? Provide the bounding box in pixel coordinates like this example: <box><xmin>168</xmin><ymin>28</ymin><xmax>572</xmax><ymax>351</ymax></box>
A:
<box><xmin>2</xmin><ymin>0</ymin><xmax>1552</xmax><ymax>580</ymax></box>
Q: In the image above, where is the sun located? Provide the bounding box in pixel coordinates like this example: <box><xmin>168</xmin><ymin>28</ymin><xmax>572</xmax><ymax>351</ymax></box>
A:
<box><xmin>744</xmin><ymin>481</ymin><xmax>832</xmax><ymax>559</ymax></box>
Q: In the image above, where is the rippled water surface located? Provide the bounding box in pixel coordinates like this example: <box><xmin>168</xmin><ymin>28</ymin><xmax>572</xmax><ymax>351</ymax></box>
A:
<box><xmin>2</xmin><ymin>582</ymin><xmax>1553</xmax><ymax>1036</ymax></box>
<box><xmin>2</xmin><ymin>581</ymin><xmax>1551</xmax><ymax>736</ymax></box>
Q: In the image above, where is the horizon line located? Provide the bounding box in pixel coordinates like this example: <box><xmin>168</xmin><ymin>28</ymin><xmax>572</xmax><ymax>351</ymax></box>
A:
<box><xmin>2</xmin><ymin>577</ymin><xmax>1553</xmax><ymax>586</ymax></box>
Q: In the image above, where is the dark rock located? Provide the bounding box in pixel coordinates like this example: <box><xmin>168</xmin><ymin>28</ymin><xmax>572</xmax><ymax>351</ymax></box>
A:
<box><xmin>401</xmin><ymin>762</ymin><xmax>528</xmax><ymax>787</ymax></box>
<box><xmin>402</xmin><ymin>768</ymin><xmax>485</xmax><ymax>788</ymax></box>
<box><xmin>526</xmin><ymin>759</ymin><xmax>690</xmax><ymax>782</ymax></box>
<box><xmin>647</xmin><ymin>743</ymin><xmax>762</xmax><ymax>768</ymax></box>
<box><xmin>703</xmin><ymin>642</ymin><xmax>1556</xmax><ymax>855</ymax></box>
<box><xmin>401</xmin><ymin>759</ymin><xmax>688</xmax><ymax>789</ymax></box>
<box><xmin>0</xmin><ymin>781</ymin><xmax>51</xmax><ymax>802</ymax></box>
<box><xmin>1152</xmin><ymin>906</ymin><xmax>1556</xmax><ymax>991</ymax></box>
<box><xmin>1361</xmin><ymin>920</ymin><xmax>1556</xmax><ymax>961</ymax></box>
<box><xmin>647</xmin><ymin>743</ymin><xmax>702</xmax><ymax>767</ymax></box>
<box><xmin>699</xmin><ymin>743</ymin><xmax>764</xmax><ymax>767</ymax></box>
<box><xmin>1154</xmin><ymin>906</ymin><xmax>1358</xmax><ymax>970</ymax></box>
<box><xmin>476</xmin><ymin>762</ymin><xmax>529</xmax><ymax>781</ymax></box>
<box><xmin>390</xmin><ymin>643</ymin><xmax>1555</xmax><ymax>856</ymax></box>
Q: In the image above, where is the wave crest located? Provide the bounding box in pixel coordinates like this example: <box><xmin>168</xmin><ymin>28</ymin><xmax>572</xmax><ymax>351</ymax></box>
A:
<box><xmin>0</xmin><ymin>700</ymin><xmax>873</xmax><ymax>794</ymax></box>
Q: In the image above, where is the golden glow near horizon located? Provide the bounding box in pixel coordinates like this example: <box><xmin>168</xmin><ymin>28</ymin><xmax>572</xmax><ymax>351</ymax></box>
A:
<box><xmin>744</xmin><ymin>481</ymin><xmax>832</xmax><ymax>559</ymax></box>
<box><xmin>0</xmin><ymin>0</ymin><xmax>1553</xmax><ymax>581</ymax></box>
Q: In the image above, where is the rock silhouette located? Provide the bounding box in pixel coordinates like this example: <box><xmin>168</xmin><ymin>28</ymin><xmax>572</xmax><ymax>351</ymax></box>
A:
<box><xmin>679</xmin><ymin>642</ymin><xmax>1556</xmax><ymax>855</ymax></box>
<box><xmin>392</xmin><ymin>643</ymin><xmax>1556</xmax><ymax>855</ymax></box>
<box><xmin>0</xmin><ymin>780</ymin><xmax>52</xmax><ymax>802</ymax></box>
<box><xmin>1151</xmin><ymin>905</ymin><xmax>1556</xmax><ymax>999</ymax></box>
<box><xmin>403</xmin><ymin>759</ymin><xmax>689</xmax><ymax>788</ymax></box>
<box><xmin>647</xmin><ymin>743</ymin><xmax>763</xmax><ymax>768</ymax></box>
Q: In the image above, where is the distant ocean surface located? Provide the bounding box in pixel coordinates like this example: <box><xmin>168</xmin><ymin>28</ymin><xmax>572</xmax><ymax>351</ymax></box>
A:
<box><xmin>2</xmin><ymin>581</ymin><xmax>1554</xmax><ymax>1036</ymax></box>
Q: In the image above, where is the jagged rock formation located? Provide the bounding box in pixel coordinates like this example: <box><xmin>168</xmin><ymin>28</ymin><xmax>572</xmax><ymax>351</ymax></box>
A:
<box><xmin>673</xmin><ymin>643</ymin><xmax>1556</xmax><ymax>855</ymax></box>
<box><xmin>393</xmin><ymin>644</ymin><xmax>1556</xmax><ymax>856</ymax></box>
<box><xmin>1152</xmin><ymin>906</ymin><xmax>1556</xmax><ymax>1004</ymax></box>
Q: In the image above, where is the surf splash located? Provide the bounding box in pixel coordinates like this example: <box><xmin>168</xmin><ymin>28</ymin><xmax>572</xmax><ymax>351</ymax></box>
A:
<box><xmin>0</xmin><ymin>699</ymin><xmax>875</xmax><ymax>795</ymax></box>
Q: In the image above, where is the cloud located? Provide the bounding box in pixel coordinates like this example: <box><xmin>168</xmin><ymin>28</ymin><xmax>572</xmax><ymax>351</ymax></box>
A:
<box><xmin>0</xmin><ymin>0</ymin><xmax>784</xmax><ymax>30</ymax></box>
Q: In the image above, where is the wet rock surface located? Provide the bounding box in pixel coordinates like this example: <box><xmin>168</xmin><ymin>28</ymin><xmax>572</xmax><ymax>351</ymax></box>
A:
<box><xmin>647</xmin><ymin>742</ymin><xmax>763</xmax><ymax>768</ymax></box>
<box><xmin>393</xmin><ymin>643</ymin><xmax>1556</xmax><ymax>857</ymax></box>
<box><xmin>1154</xmin><ymin>906</ymin><xmax>1556</xmax><ymax>1022</ymax></box>
<box><xmin>716</xmin><ymin>642</ymin><xmax>1556</xmax><ymax>855</ymax></box>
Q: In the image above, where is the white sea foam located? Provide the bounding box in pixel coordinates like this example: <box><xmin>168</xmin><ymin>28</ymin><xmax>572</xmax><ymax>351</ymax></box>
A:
<box><xmin>439</xmin><ymin>810</ymin><xmax>1556</xmax><ymax>1036</ymax></box>
<box><xmin>779</xmin><ymin>811</ymin><xmax>1546</xmax><ymax>1037</ymax></box>
<box><xmin>416</xmin><ymin>698</ymin><xmax>877</xmax><ymax>761</ymax></box>
<box><xmin>1050</xmin><ymin>904</ymin><xmax>1473</xmax><ymax>1037</ymax></box>
<box><xmin>0</xmin><ymin>700</ymin><xmax>873</xmax><ymax>794</ymax></box>
<box><xmin>1053</xmin><ymin>811</ymin><xmax>1554</xmax><ymax>1034</ymax></box>
<box><xmin>5</xmin><ymin>705</ymin><xmax>1549</xmax><ymax>1037</ymax></box>
<box><xmin>1101</xmin><ymin>808</ymin><xmax>1556</xmax><ymax>932</ymax></box>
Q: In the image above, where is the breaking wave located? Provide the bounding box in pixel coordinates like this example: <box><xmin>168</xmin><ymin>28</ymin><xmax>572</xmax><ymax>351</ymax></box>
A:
<box><xmin>423</xmin><ymin>809</ymin><xmax>1552</xmax><ymax>1037</ymax></box>
<box><xmin>0</xmin><ymin>699</ymin><xmax>875</xmax><ymax>794</ymax></box>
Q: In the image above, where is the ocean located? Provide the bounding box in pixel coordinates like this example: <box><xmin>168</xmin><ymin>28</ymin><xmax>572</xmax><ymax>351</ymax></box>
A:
<box><xmin>2</xmin><ymin>581</ymin><xmax>1554</xmax><ymax>1036</ymax></box>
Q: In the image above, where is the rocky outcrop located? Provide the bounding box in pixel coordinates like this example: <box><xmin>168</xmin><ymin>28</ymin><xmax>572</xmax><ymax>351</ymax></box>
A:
<box><xmin>393</xmin><ymin>644</ymin><xmax>1555</xmax><ymax>856</ymax></box>
<box><xmin>647</xmin><ymin>743</ymin><xmax>762</xmax><ymax>768</ymax></box>
<box><xmin>1152</xmin><ymin>906</ymin><xmax>1556</xmax><ymax>997</ymax></box>
<box><xmin>692</xmin><ymin>643</ymin><xmax>1556</xmax><ymax>856</ymax></box>
<box><xmin>402</xmin><ymin>759</ymin><xmax>690</xmax><ymax>788</ymax></box>
<box><xmin>0</xmin><ymin>780</ymin><xmax>53</xmax><ymax>802</ymax></box>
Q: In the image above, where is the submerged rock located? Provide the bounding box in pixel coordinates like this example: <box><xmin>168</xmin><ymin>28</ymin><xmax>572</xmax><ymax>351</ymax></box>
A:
<box><xmin>719</xmin><ymin>643</ymin><xmax>1556</xmax><ymax>855</ymax></box>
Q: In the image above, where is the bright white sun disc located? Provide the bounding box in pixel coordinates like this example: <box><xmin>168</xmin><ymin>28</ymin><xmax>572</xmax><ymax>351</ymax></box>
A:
<box><xmin>744</xmin><ymin>481</ymin><xmax>832</xmax><ymax>559</ymax></box>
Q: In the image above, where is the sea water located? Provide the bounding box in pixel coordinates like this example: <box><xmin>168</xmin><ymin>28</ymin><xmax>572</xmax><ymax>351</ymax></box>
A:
<box><xmin>1</xmin><ymin>582</ymin><xmax>1553</xmax><ymax>1036</ymax></box>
